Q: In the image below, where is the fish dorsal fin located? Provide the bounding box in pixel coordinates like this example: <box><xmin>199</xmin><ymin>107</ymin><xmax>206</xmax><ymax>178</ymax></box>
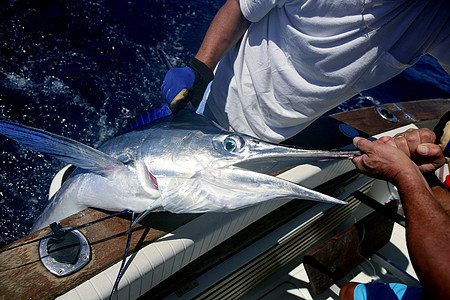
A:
<box><xmin>0</xmin><ymin>120</ymin><xmax>125</xmax><ymax>176</ymax></box>
<box><xmin>123</xmin><ymin>103</ymin><xmax>172</xmax><ymax>133</ymax></box>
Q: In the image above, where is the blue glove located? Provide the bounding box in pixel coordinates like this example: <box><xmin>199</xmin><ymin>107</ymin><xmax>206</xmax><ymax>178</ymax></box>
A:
<box><xmin>161</xmin><ymin>58</ymin><xmax>214</xmax><ymax>113</ymax></box>
<box><xmin>161</xmin><ymin>66</ymin><xmax>195</xmax><ymax>105</ymax></box>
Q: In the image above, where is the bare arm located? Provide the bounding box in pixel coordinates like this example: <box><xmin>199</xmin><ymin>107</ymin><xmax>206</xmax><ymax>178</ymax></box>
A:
<box><xmin>394</xmin><ymin>166</ymin><xmax>450</xmax><ymax>299</ymax></box>
<box><xmin>194</xmin><ymin>0</ymin><xmax>251</xmax><ymax>70</ymax></box>
<box><xmin>353</xmin><ymin>137</ymin><xmax>450</xmax><ymax>299</ymax></box>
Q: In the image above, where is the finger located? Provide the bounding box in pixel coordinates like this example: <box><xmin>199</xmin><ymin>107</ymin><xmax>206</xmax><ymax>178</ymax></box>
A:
<box><xmin>416</xmin><ymin>143</ymin><xmax>434</xmax><ymax>156</ymax></box>
<box><xmin>392</xmin><ymin>129</ymin><xmax>437</xmax><ymax>158</ymax></box>
<box><xmin>417</xmin><ymin>128</ymin><xmax>436</xmax><ymax>144</ymax></box>
<box><xmin>353</xmin><ymin>154</ymin><xmax>381</xmax><ymax>177</ymax></box>
<box><xmin>353</xmin><ymin>137</ymin><xmax>366</xmax><ymax>150</ymax></box>
<box><xmin>402</xmin><ymin>130</ymin><xmax>421</xmax><ymax>156</ymax></box>
<box><xmin>417</xmin><ymin>143</ymin><xmax>446</xmax><ymax>167</ymax></box>
<box><xmin>169</xmin><ymin>89</ymin><xmax>189</xmax><ymax>114</ymax></box>
<box><xmin>384</xmin><ymin>138</ymin><xmax>397</xmax><ymax>147</ymax></box>
<box><xmin>392</xmin><ymin>135</ymin><xmax>411</xmax><ymax>157</ymax></box>
<box><xmin>378</xmin><ymin>136</ymin><xmax>392</xmax><ymax>143</ymax></box>
<box><xmin>351</xmin><ymin>154</ymin><xmax>365</xmax><ymax>172</ymax></box>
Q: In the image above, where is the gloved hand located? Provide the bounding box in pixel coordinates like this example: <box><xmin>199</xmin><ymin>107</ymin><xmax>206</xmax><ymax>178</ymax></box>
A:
<box><xmin>161</xmin><ymin>57</ymin><xmax>214</xmax><ymax>113</ymax></box>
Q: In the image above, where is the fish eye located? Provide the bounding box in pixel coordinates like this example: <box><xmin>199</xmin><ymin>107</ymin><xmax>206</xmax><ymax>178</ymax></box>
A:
<box><xmin>224</xmin><ymin>137</ymin><xmax>237</xmax><ymax>152</ymax></box>
<box><xmin>223</xmin><ymin>135</ymin><xmax>244</xmax><ymax>153</ymax></box>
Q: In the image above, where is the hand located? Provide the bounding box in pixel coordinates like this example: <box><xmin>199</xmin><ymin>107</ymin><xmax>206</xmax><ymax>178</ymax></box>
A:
<box><xmin>161</xmin><ymin>66</ymin><xmax>195</xmax><ymax>107</ymax></box>
<box><xmin>352</xmin><ymin>137</ymin><xmax>421</xmax><ymax>183</ymax></box>
<box><xmin>376</xmin><ymin>128</ymin><xmax>445</xmax><ymax>172</ymax></box>
<box><xmin>161</xmin><ymin>58</ymin><xmax>214</xmax><ymax>113</ymax></box>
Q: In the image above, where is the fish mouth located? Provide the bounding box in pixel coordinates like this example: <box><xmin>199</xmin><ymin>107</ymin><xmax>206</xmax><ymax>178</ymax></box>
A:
<box><xmin>210</xmin><ymin>136</ymin><xmax>360</xmax><ymax>206</ymax></box>
<box><xmin>212</xmin><ymin>165</ymin><xmax>349</xmax><ymax>206</ymax></box>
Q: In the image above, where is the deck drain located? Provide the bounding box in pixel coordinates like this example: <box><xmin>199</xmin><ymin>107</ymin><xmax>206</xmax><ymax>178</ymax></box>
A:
<box><xmin>376</xmin><ymin>107</ymin><xmax>398</xmax><ymax>123</ymax></box>
<box><xmin>39</xmin><ymin>223</ymin><xmax>91</xmax><ymax>277</ymax></box>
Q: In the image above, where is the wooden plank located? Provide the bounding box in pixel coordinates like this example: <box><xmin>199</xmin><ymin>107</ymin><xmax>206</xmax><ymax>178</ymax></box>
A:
<box><xmin>284</xmin><ymin>99</ymin><xmax>449</xmax><ymax>148</ymax></box>
<box><xmin>332</xmin><ymin>99</ymin><xmax>450</xmax><ymax>136</ymax></box>
<box><xmin>0</xmin><ymin>209</ymin><xmax>198</xmax><ymax>299</ymax></box>
<box><xmin>303</xmin><ymin>201</ymin><xmax>397</xmax><ymax>295</ymax></box>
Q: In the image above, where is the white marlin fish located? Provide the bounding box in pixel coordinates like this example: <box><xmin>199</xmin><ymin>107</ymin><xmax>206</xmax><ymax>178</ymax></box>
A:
<box><xmin>0</xmin><ymin>110</ymin><xmax>360</xmax><ymax>232</ymax></box>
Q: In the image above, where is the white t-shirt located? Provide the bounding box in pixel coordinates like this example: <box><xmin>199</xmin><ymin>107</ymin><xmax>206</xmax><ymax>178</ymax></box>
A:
<box><xmin>202</xmin><ymin>0</ymin><xmax>449</xmax><ymax>143</ymax></box>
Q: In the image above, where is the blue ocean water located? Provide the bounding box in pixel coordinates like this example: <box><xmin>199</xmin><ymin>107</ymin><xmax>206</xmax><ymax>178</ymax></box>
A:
<box><xmin>0</xmin><ymin>0</ymin><xmax>449</xmax><ymax>247</ymax></box>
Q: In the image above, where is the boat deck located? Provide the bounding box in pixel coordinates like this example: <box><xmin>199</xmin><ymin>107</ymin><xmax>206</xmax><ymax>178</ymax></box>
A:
<box><xmin>241</xmin><ymin>208</ymin><xmax>420</xmax><ymax>300</ymax></box>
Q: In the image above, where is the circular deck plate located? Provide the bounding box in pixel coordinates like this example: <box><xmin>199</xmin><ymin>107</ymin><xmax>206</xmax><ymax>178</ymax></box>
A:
<box><xmin>39</xmin><ymin>227</ymin><xmax>91</xmax><ymax>277</ymax></box>
<box><xmin>376</xmin><ymin>107</ymin><xmax>398</xmax><ymax>123</ymax></box>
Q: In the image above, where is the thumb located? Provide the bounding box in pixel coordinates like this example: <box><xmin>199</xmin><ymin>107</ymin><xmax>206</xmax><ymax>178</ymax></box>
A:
<box><xmin>416</xmin><ymin>143</ymin><xmax>439</xmax><ymax>156</ymax></box>
<box><xmin>169</xmin><ymin>89</ymin><xmax>190</xmax><ymax>114</ymax></box>
<box><xmin>416</xmin><ymin>143</ymin><xmax>446</xmax><ymax>171</ymax></box>
<box><xmin>353</xmin><ymin>137</ymin><xmax>371</xmax><ymax>152</ymax></box>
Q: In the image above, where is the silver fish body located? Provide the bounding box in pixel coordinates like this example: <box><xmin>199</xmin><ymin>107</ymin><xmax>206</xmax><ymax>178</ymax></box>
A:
<box><xmin>0</xmin><ymin>111</ymin><xmax>358</xmax><ymax>231</ymax></box>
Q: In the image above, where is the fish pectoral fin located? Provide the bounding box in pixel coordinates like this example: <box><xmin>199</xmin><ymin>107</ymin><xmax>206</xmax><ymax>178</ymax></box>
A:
<box><xmin>0</xmin><ymin>120</ymin><xmax>125</xmax><ymax>176</ymax></box>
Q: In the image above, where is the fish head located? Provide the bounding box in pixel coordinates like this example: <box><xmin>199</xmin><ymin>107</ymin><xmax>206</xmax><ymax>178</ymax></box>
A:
<box><xmin>167</xmin><ymin>128</ymin><xmax>357</xmax><ymax>174</ymax></box>
<box><xmin>147</xmin><ymin>126</ymin><xmax>356</xmax><ymax>214</ymax></box>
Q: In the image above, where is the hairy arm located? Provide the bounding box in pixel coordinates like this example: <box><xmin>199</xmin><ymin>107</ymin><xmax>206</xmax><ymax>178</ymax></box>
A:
<box><xmin>353</xmin><ymin>137</ymin><xmax>450</xmax><ymax>299</ymax></box>
<box><xmin>194</xmin><ymin>0</ymin><xmax>251</xmax><ymax>70</ymax></box>
<box><xmin>395</xmin><ymin>167</ymin><xmax>450</xmax><ymax>299</ymax></box>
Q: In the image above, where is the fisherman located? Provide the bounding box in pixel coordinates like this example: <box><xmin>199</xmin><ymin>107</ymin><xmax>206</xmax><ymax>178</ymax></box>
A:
<box><xmin>161</xmin><ymin>0</ymin><xmax>449</xmax><ymax>143</ymax></box>
<box><xmin>339</xmin><ymin>127</ymin><xmax>450</xmax><ymax>300</ymax></box>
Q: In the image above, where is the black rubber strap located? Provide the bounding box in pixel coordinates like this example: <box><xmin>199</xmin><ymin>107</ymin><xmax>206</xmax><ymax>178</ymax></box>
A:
<box><xmin>189</xmin><ymin>57</ymin><xmax>214</xmax><ymax>84</ymax></box>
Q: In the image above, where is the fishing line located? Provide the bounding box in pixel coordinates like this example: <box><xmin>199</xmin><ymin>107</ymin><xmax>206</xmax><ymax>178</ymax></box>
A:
<box><xmin>0</xmin><ymin>209</ymin><xmax>132</xmax><ymax>253</ymax></box>
<box><xmin>356</xmin><ymin>222</ymin><xmax>377</xmax><ymax>278</ymax></box>
<box><xmin>110</xmin><ymin>210</ymin><xmax>135</xmax><ymax>300</ymax></box>
<box><xmin>71</xmin><ymin>209</ymin><xmax>133</xmax><ymax>232</ymax></box>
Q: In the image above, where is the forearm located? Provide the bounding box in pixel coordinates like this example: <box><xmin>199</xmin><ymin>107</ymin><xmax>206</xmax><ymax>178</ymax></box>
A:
<box><xmin>352</xmin><ymin>136</ymin><xmax>450</xmax><ymax>297</ymax></box>
<box><xmin>395</xmin><ymin>170</ymin><xmax>450</xmax><ymax>298</ymax></box>
<box><xmin>195</xmin><ymin>0</ymin><xmax>251</xmax><ymax>70</ymax></box>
